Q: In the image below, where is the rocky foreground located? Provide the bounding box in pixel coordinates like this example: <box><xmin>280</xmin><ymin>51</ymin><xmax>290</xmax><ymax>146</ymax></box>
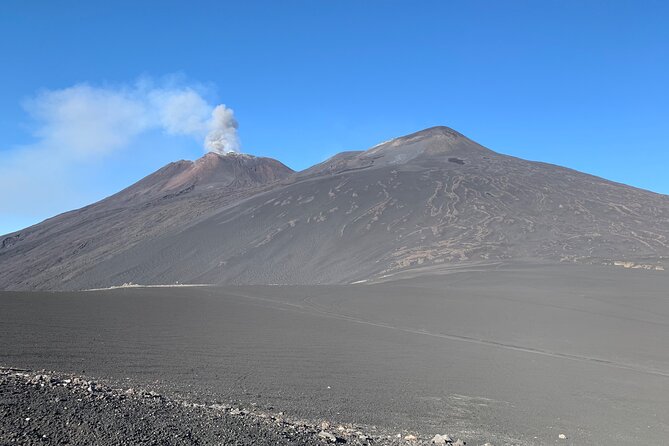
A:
<box><xmin>0</xmin><ymin>368</ymin><xmax>476</xmax><ymax>446</ymax></box>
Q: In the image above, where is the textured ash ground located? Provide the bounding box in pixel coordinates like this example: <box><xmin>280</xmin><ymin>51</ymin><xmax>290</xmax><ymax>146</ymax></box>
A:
<box><xmin>1</xmin><ymin>264</ymin><xmax>668</xmax><ymax>445</ymax></box>
<box><xmin>0</xmin><ymin>368</ymin><xmax>407</xmax><ymax>446</ymax></box>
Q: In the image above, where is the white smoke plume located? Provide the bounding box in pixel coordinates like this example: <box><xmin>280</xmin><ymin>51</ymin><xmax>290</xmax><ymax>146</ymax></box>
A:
<box><xmin>0</xmin><ymin>77</ymin><xmax>242</xmax><ymax>235</ymax></box>
<box><xmin>19</xmin><ymin>80</ymin><xmax>241</xmax><ymax>156</ymax></box>
<box><xmin>204</xmin><ymin>104</ymin><xmax>240</xmax><ymax>154</ymax></box>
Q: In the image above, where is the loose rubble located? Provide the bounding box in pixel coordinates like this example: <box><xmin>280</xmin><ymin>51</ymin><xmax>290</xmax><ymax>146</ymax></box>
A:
<box><xmin>0</xmin><ymin>367</ymin><xmax>487</xmax><ymax>446</ymax></box>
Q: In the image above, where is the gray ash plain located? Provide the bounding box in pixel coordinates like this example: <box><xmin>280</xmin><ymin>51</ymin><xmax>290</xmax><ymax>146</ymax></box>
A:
<box><xmin>2</xmin><ymin>263</ymin><xmax>668</xmax><ymax>445</ymax></box>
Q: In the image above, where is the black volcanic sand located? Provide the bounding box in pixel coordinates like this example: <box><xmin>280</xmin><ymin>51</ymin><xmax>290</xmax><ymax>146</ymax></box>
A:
<box><xmin>2</xmin><ymin>264</ymin><xmax>669</xmax><ymax>445</ymax></box>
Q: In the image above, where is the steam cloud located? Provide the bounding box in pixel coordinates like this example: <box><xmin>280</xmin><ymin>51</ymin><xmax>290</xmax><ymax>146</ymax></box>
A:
<box><xmin>205</xmin><ymin>105</ymin><xmax>240</xmax><ymax>154</ymax></box>
<box><xmin>0</xmin><ymin>76</ymin><xmax>242</xmax><ymax>234</ymax></box>
<box><xmin>18</xmin><ymin>80</ymin><xmax>241</xmax><ymax>156</ymax></box>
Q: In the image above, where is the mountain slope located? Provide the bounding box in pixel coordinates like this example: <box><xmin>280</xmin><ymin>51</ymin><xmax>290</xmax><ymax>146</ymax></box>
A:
<box><xmin>2</xmin><ymin>126</ymin><xmax>668</xmax><ymax>290</ymax></box>
<box><xmin>0</xmin><ymin>154</ymin><xmax>293</xmax><ymax>290</ymax></box>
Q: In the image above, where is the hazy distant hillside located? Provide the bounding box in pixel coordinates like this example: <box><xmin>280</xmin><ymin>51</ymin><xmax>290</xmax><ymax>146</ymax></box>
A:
<box><xmin>2</xmin><ymin>126</ymin><xmax>668</xmax><ymax>290</ymax></box>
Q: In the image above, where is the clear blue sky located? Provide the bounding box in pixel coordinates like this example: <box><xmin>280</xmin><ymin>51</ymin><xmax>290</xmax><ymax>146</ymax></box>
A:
<box><xmin>1</xmin><ymin>1</ymin><xmax>668</xmax><ymax>235</ymax></box>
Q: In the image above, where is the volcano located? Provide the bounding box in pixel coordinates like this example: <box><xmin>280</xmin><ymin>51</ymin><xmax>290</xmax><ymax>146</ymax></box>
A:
<box><xmin>1</xmin><ymin>126</ymin><xmax>668</xmax><ymax>290</ymax></box>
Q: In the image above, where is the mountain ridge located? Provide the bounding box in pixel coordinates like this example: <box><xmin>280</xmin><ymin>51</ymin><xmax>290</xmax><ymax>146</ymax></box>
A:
<box><xmin>1</xmin><ymin>126</ymin><xmax>668</xmax><ymax>290</ymax></box>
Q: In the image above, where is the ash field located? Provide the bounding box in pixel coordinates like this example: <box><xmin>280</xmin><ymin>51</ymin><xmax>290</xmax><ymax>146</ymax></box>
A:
<box><xmin>2</xmin><ymin>127</ymin><xmax>669</xmax><ymax>445</ymax></box>
<box><xmin>2</xmin><ymin>264</ymin><xmax>669</xmax><ymax>445</ymax></box>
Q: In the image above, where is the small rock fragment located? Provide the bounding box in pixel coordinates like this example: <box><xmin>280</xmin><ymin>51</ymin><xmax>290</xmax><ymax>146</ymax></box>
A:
<box><xmin>209</xmin><ymin>403</ymin><xmax>229</xmax><ymax>410</ymax></box>
<box><xmin>558</xmin><ymin>433</ymin><xmax>567</xmax><ymax>439</ymax></box>
<box><xmin>404</xmin><ymin>434</ymin><xmax>418</xmax><ymax>441</ymax></box>
<box><xmin>431</xmin><ymin>434</ymin><xmax>453</xmax><ymax>444</ymax></box>
<box><xmin>318</xmin><ymin>431</ymin><xmax>338</xmax><ymax>442</ymax></box>
<box><xmin>146</xmin><ymin>390</ymin><xmax>160</xmax><ymax>398</ymax></box>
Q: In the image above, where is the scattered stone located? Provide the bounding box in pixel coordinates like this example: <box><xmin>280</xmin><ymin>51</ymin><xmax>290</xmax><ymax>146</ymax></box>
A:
<box><xmin>431</xmin><ymin>433</ymin><xmax>452</xmax><ymax>444</ymax></box>
<box><xmin>318</xmin><ymin>430</ymin><xmax>338</xmax><ymax>442</ymax></box>
<box><xmin>453</xmin><ymin>440</ymin><xmax>466</xmax><ymax>446</ymax></box>
<box><xmin>2</xmin><ymin>366</ymin><xmax>478</xmax><ymax>446</ymax></box>
<box><xmin>209</xmin><ymin>403</ymin><xmax>230</xmax><ymax>410</ymax></box>
<box><xmin>558</xmin><ymin>433</ymin><xmax>567</xmax><ymax>439</ymax></box>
